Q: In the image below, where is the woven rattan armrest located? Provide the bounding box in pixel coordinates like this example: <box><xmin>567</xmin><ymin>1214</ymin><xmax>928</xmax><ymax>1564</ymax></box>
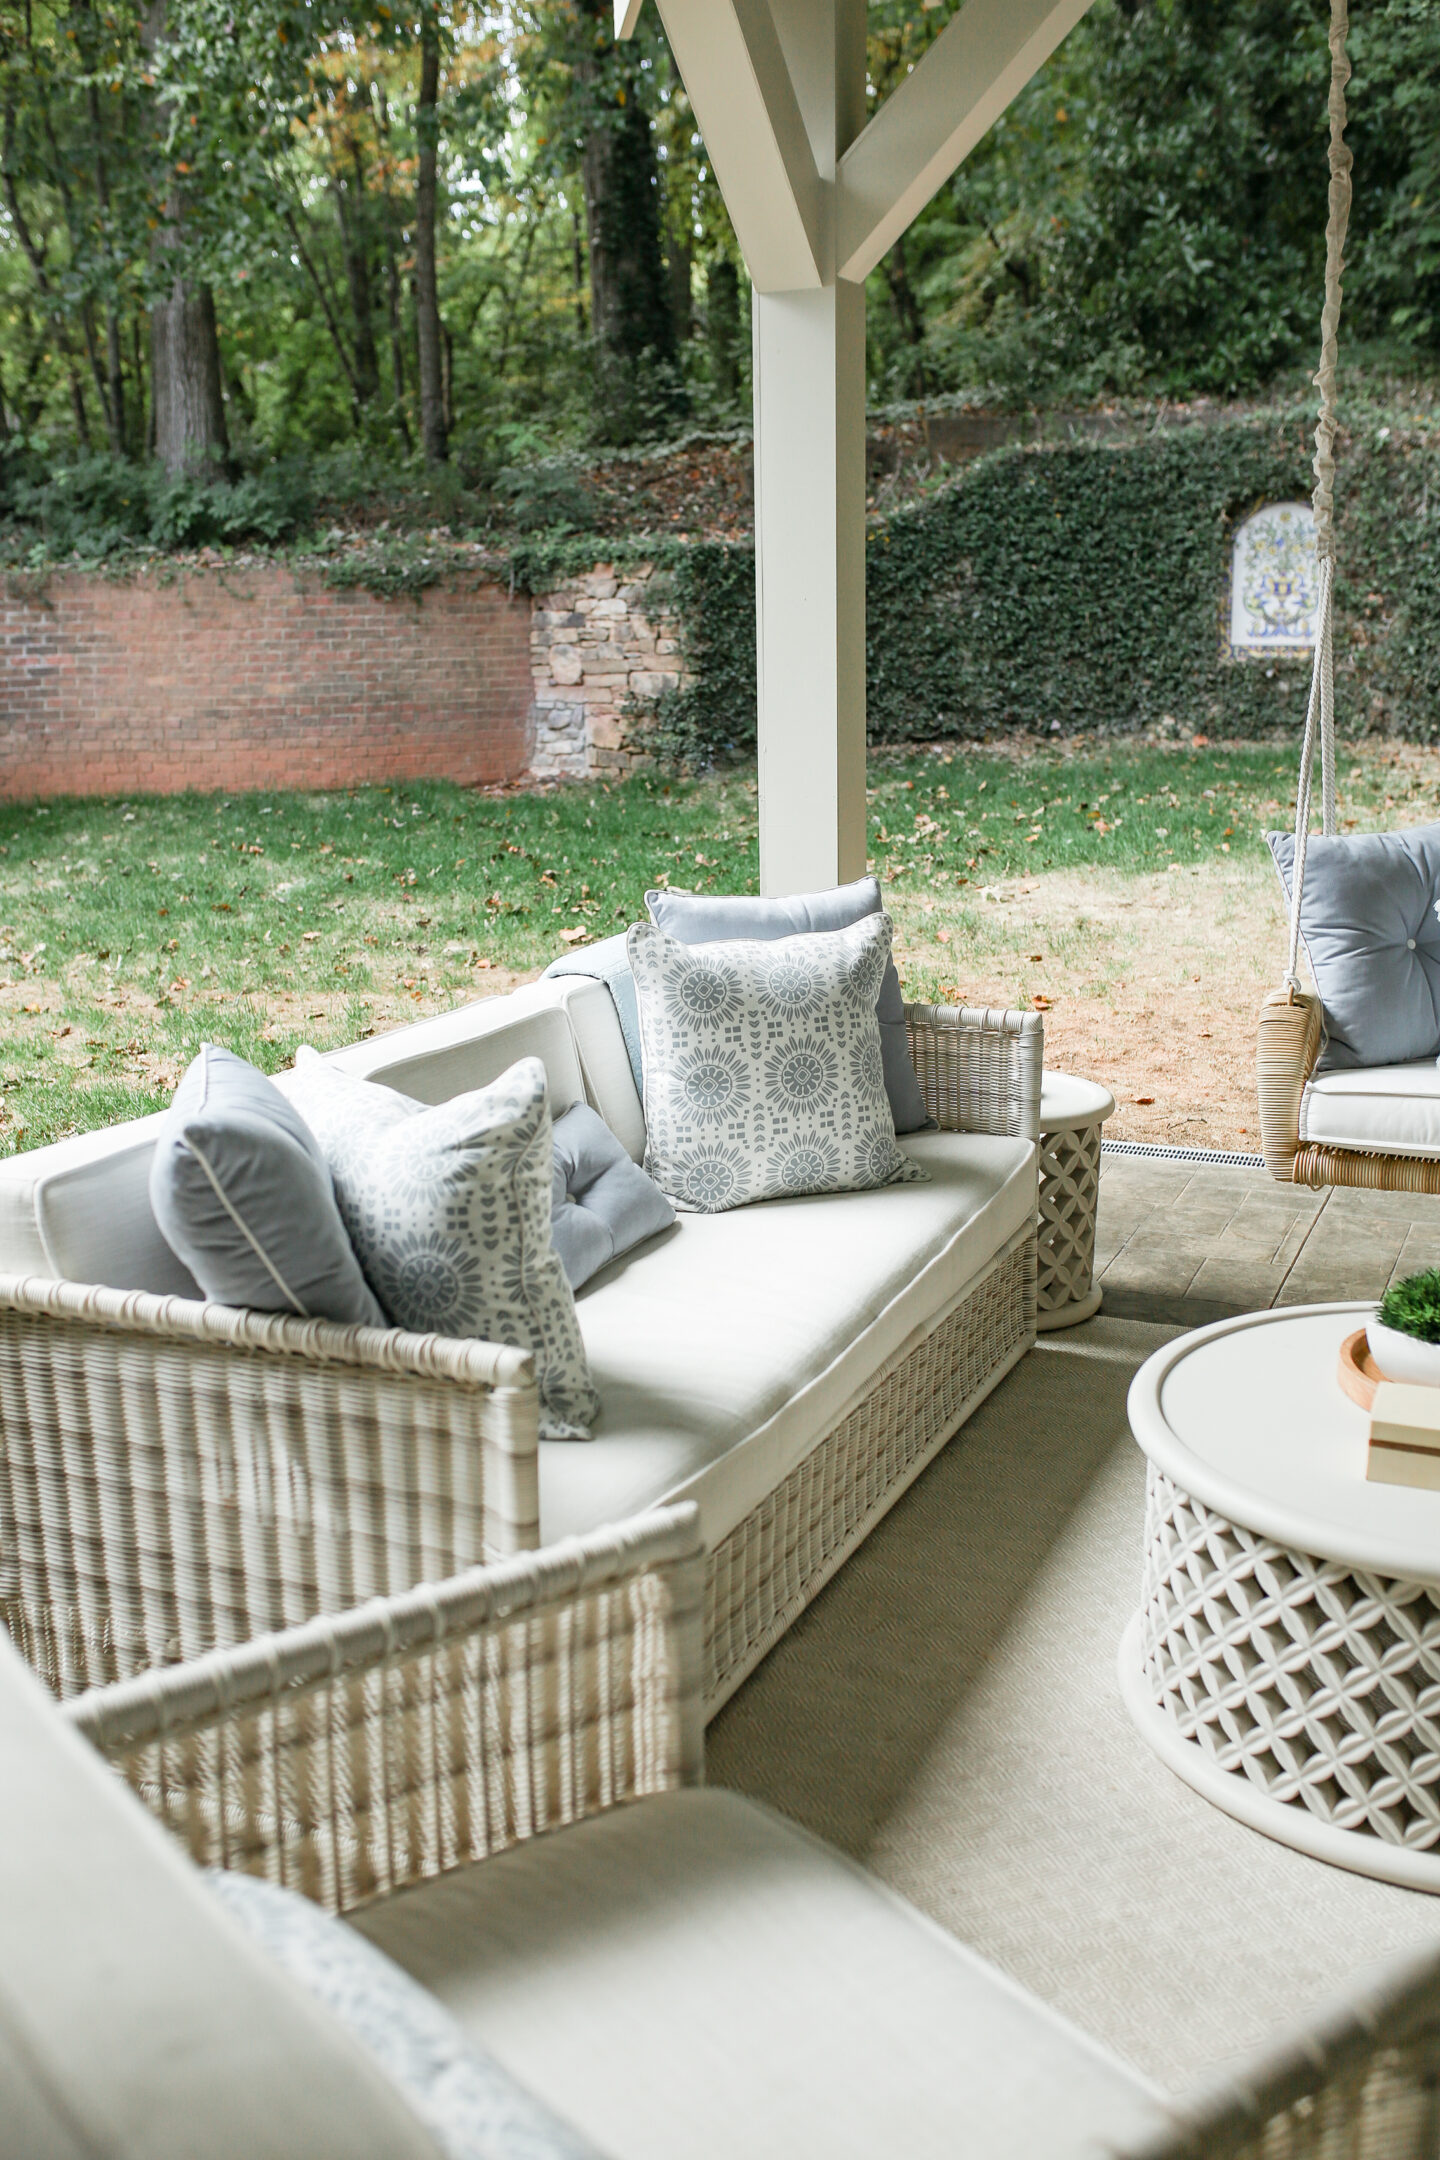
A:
<box><xmin>0</xmin><ymin>1272</ymin><xmax>542</xmax><ymax>1700</ymax></box>
<box><xmin>1115</xmin><ymin>1940</ymin><xmax>1440</xmax><ymax>2160</ymax></box>
<box><xmin>64</xmin><ymin>1503</ymin><xmax>706</xmax><ymax>1916</ymax></box>
<box><xmin>1256</xmin><ymin>988</ymin><xmax>1323</xmax><ymax>1180</ymax></box>
<box><xmin>904</xmin><ymin>1003</ymin><xmax>1044</xmax><ymax>1141</ymax></box>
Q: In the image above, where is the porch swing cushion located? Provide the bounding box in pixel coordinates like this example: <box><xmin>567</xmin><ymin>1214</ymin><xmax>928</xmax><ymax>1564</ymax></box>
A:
<box><xmin>1299</xmin><ymin>1060</ymin><xmax>1440</xmax><ymax>1158</ymax></box>
<box><xmin>1268</xmin><ymin>825</ymin><xmax>1440</xmax><ymax>1071</ymax></box>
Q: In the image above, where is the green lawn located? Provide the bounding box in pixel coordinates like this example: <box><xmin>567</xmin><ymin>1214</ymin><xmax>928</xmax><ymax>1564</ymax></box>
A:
<box><xmin>0</xmin><ymin>741</ymin><xmax>1429</xmax><ymax>1154</ymax></box>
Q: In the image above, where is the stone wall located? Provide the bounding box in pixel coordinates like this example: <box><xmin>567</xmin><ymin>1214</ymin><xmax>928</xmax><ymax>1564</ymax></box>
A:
<box><xmin>528</xmin><ymin>562</ymin><xmax>686</xmax><ymax>780</ymax></box>
<box><xmin>0</xmin><ymin>563</ymin><xmax>535</xmax><ymax>800</ymax></box>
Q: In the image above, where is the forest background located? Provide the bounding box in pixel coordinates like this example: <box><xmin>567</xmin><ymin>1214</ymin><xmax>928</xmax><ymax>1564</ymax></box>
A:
<box><xmin>2</xmin><ymin>0</ymin><xmax>1440</xmax><ymax>560</ymax></box>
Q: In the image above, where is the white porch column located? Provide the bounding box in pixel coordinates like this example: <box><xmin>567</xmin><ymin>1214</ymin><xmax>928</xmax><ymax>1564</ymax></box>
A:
<box><xmin>753</xmin><ymin>281</ymin><xmax>866</xmax><ymax>894</ymax></box>
<box><xmin>753</xmin><ymin>0</ymin><xmax>867</xmax><ymax>898</ymax></box>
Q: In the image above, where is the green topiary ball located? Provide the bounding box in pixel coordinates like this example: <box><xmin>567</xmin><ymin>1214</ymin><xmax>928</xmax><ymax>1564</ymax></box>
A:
<box><xmin>1377</xmin><ymin>1268</ymin><xmax>1440</xmax><ymax>1344</ymax></box>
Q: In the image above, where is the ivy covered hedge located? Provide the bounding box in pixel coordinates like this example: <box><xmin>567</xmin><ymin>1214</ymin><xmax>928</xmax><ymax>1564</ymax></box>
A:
<box><xmin>641</xmin><ymin>412</ymin><xmax>1440</xmax><ymax>759</ymax></box>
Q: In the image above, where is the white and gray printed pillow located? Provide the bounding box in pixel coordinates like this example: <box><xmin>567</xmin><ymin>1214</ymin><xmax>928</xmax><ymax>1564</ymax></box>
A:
<box><xmin>287</xmin><ymin>1050</ymin><xmax>600</xmax><ymax>1439</ymax></box>
<box><xmin>627</xmin><ymin>915</ymin><xmax>928</xmax><ymax>1213</ymax></box>
<box><xmin>206</xmin><ymin>1870</ymin><xmax>608</xmax><ymax>2160</ymax></box>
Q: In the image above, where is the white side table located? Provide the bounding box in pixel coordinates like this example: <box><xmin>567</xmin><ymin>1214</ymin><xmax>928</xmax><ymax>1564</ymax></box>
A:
<box><xmin>1122</xmin><ymin>1304</ymin><xmax>1440</xmax><ymax>1892</ymax></box>
<box><xmin>1035</xmin><ymin>1072</ymin><xmax>1115</xmax><ymax>1331</ymax></box>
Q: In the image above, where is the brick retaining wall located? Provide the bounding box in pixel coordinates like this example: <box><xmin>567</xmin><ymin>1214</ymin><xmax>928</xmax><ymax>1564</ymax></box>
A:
<box><xmin>0</xmin><ymin>564</ymin><xmax>535</xmax><ymax>799</ymax></box>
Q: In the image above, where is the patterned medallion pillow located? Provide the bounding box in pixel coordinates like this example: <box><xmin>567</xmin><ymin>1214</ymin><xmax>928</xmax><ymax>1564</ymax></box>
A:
<box><xmin>645</xmin><ymin>876</ymin><xmax>932</xmax><ymax>1134</ymax></box>
<box><xmin>627</xmin><ymin>915</ymin><xmax>928</xmax><ymax>1213</ymax></box>
<box><xmin>286</xmin><ymin>1050</ymin><xmax>600</xmax><ymax>1439</ymax></box>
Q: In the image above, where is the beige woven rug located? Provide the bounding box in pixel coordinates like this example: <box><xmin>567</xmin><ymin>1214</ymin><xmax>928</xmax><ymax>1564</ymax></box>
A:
<box><xmin>706</xmin><ymin>1315</ymin><xmax>1440</xmax><ymax>2090</ymax></box>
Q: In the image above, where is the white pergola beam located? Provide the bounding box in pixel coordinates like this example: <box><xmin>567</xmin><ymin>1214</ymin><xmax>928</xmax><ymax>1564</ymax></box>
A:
<box><xmin>614</xmin><ymin>0</ymin><xmax>645</xmax><ymax>40</ymax></box>
<box><xmin>651</xmin><ymin>0</ymin><xmax>826</xmax><ymax>291</ymax></box>
<box><xmin>836</xmin><ymin>0</ymin><xmax>1094</xmax><ymax>283</ymax></box>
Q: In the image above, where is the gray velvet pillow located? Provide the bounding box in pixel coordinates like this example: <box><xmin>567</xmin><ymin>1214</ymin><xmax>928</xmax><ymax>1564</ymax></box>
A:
<box><xmin>1268</xmin><ymin>826</ymin><xmax>1440</xmax><ymax>1071</ymax></box>
<box><xmin>550</xmin><ymin>1103</ymin><xmax>675</xmax><ymax>1289</ymax></box>
<box><xmin>206</xmin><ymin>1870</ymin><xmax>608</xmax><ymax>2160</ymax></box>
<box><xmin>645</xmin><ymin>877</ymin><xmax>931</xmax><ymax>1133</ymax></box>
<box><xmin>149</xmin><ymin>1044</ymin><xmax>385</xmax><ymax>1326</ymax></box>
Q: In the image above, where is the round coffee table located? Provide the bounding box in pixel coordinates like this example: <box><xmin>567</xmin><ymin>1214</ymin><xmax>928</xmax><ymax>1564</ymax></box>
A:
<box><xmin>1035</xmin><ymin>1072</ymin><xmax>1115</xmax><ymax>1331</ymax></box>
<box><xmin>1120</xmin><ymin>1303</ymin><xmax>1440</xmax><ymax>1891</ymax></box>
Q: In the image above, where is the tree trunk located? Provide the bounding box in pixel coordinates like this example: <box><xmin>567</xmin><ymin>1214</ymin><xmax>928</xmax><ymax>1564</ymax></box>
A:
<box><xmin>707</xmin><ymin>254</ymin><xmax>740</xmax><ymax>404</ymax></box>
<box><xmin>414</xmin><ymin>7</ymin><xmax>447</xmax><ymax>463</ymax></box>
<box><xmin>142</xmin><ymin>0</ymin><xmax>229</xmax><ymax>476</ymax></box>
<box><xmin>882</xmin><ymin>232</ymin><xmax>928</xmax><ymax>399</ymax></box>
<box><xmin>574</xmin><ymin>0</ymin><xmax>679</xmax><ymax>437</ymax></box>
<box><xmin>666</xmin><ymin>216</ymin><xmax>692</xmax><ymax>348</ymax></box>
<box><xmin>334</xmin><ymin>158</ymin><xmax>380</xmax><ymax>407</ymax></box>
<box><xmin>151</xmin><ymin>278</ymin><xmax>228</xmax><ymax>476</ymax></box>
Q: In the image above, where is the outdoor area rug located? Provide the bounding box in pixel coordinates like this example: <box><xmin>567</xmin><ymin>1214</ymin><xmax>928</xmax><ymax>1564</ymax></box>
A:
<box><xmin>707</xmin><ymin>1314</ymin><xmax>1439</xmax><ymax>2088</ymax></box>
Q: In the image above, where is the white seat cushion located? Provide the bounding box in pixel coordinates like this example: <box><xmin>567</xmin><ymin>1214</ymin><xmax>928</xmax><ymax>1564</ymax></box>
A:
<box><xmin>354</xmin><ymin>1788</ymin><xmax>1166</xmax><ymax>2160</ymax></box>
<box><xmin>1300</xmin><ymin>1061</ymin><xmax>1440</xmax><ymax>1158</ymax></box>
<box><xmin>543</xmin><ymin>1131</ymin><xmax>1035</xmax><ymax>1546</ymax></box>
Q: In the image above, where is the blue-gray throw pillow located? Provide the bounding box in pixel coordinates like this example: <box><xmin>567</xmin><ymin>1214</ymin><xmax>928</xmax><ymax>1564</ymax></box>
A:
<box><xmin>1267</xmin><ymin>826</ymin><xmax>1440</xmax><ymax>1072</ymax></box>
<box><xmin>206</xmin><ymin>1870</ymin><xmax>609</xmax><ymax>2160</ymax></box>
<box><xmin>644</xmin><ymin>877</ymin><xmax>932</xmax><ymax>1134</ymax></box>
<box><xmin>149</xmin><ymin>1044</ymin><xmax>386</xmax><ymax>1326</ymax></box>
<box><xmin>550</xmin><ymin>1102</ymin><xmax>674</xmax><ymax>1289</ymax></box>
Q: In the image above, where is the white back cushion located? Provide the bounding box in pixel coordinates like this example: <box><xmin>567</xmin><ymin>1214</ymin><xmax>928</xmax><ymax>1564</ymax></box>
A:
<box><xmin>0</xmin><ymin>1115</ymin><xmax>202</xmax><ymax>1295</ymax></box>
<box><xmin>312</xmin><ymin>988</ymin><xmax>586</xmax><ymax>1114</ymax></box>
<box><xmin>539</xmin><ymin>977</ymin><xmax>646</xmax><ymax>1163</ymax></box>
<box><xmin>0</xmin><ymin>986</ymin><xmax>633</xmax><ymax>1294</ymax></box>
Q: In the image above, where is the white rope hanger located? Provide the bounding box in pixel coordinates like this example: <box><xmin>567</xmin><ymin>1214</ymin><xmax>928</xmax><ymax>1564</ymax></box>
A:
<box><xmin>1283</xmin><ymin>0</ymin><xmax>1353</xmax><ymax>998</ymax></box>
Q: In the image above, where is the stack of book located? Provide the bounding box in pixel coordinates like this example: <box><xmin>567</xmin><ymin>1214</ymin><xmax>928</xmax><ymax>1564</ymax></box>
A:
<box><xmin>1368</xmin><ymin>1382</ymin><xmax>1440</xmax><ymax>1491</ymax></box>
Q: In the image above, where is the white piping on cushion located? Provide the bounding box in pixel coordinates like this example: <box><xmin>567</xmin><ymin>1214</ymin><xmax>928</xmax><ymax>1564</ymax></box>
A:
<box><xmin>180</xmin><ymin>1137</ymin><xmax>311</xmax><ymax>1318</ymax></box>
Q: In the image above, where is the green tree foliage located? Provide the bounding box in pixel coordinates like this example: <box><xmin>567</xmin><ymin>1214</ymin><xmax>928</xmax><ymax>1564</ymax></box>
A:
<box><xmin>867</xmin><ymin>0</ymin><xmax>1440</xmax><ymax>405</ymax></box>
<box><xmin>2</xmin><ymin>0</ymin><xmax>1439</xmax><ymax>497</ymax></box>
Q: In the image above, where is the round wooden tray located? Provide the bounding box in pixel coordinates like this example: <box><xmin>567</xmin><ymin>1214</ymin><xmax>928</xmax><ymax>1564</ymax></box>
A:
<box><xmin>1338</xmin><ymin>1327</ymin><xmax>1384</xmax><ymax>1411</ymax></box>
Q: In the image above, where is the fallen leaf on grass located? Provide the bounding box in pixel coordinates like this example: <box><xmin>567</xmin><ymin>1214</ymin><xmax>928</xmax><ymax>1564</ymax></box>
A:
<box><xmin>1133</xmin><ymin>1095</ymin><xmax>1155</xmax><ymax>1105</ymax></box>
<box><xmin>21</xmin><ymin>1003</ymin><xmax>40</xmax><ymax>1014</ymax></box>
<box><xmin>1031</xmin><ymin>994</ymin><xmax>1052</xmax><ymax>1010</ymax></box>
<box><xmin>935</xmin><ymin>929</ymin><xmax>951</xmax><ymax>945</ymax></box>
<box><xmin>558</xmin><ymin>926</ymin><xmax>591</xmax><ymax>945</ymax></box>
<box><xmin>301</xmin><ymin>931</ymin><xmax>322</xmax><ymax>943</ymax></box>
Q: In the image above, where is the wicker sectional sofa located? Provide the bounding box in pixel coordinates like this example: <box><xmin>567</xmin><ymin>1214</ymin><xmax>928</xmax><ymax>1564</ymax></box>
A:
<box><xmin>0</xmin><ymin>973</ymin><xmax>1042</xmax><ymax>1713</ymax></box>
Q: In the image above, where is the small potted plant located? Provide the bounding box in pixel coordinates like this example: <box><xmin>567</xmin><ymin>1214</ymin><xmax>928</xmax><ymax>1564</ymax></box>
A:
<box><xmin>1369</xmin><ymin>1269</ymin><xmax>1440</xmax><ymax>1387</ymax></box>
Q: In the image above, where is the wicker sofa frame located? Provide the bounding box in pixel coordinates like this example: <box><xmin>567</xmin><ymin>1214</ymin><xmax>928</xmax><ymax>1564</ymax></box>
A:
<box><xmin>64</xmin><ymin>1503</ymin><xmax>707</xmax><ymax>1915</ymax></box>
<box><xmin>1257</xmin><ymin>984</ymin><xmax>1440</xmax><ymax>1192</ymax></box>
<box><xmin>1</xmin><ymin>1002</ymin><xmax>1041</xmax><ymax>1716</ymax></box>
<box><xmin>65</xmin><ymin>1494</ymin><xmax>1440</xmax><ymax>2160</ymax></box>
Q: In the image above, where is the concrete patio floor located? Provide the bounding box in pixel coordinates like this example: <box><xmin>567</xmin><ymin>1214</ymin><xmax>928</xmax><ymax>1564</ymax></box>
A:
<box><xmin>1094</xmin><ymin>1148</ymin><xmax>1440</xmax><ymax>1321</ymax></box>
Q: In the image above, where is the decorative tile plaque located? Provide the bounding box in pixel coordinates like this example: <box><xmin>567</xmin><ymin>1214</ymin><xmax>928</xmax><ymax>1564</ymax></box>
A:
<box><xmin>1230</xmin><ymin>502</ymin><xmax>1318</xmax><ymax>650</ymax></box>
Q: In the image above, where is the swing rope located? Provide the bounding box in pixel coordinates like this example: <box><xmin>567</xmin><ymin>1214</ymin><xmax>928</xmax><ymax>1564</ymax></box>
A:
<box><xmin>1283</xmin><ymin>0</ymin><xmax>1353</xmax><ymax>997</ymax></box>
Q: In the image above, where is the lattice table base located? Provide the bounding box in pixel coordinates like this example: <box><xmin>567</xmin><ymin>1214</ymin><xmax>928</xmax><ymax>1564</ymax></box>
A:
<box><xmin>1036</xmin><ymin>1117</ymin><xmax>1103</xmax><ymax>1330</ymax></box>
<box><xmin>1121</xmin><ymin>1460</ymin><xmax>1440</xmax><ymax>1892</ymax></box>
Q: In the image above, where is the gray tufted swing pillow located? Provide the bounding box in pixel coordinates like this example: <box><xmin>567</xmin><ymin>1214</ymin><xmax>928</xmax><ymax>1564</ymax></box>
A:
<box><xmin>1267</xmin><ymin>824</ymin><xmax>1440</xmax><ymax>1071</ymax></box>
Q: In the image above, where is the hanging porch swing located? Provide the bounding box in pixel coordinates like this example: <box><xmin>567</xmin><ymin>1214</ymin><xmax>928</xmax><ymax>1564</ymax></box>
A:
<box><xmin>1256</xmin><ymin>0</ymin><xmax>1440</xmax><ymax>1192</ymax></box>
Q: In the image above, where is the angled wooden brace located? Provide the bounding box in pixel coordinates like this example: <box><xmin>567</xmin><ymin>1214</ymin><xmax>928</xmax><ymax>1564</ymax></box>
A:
<box><xmin>836</xmin><ymin>0</ymin><xmax>1095</xmax><ymax>282</ymax></box>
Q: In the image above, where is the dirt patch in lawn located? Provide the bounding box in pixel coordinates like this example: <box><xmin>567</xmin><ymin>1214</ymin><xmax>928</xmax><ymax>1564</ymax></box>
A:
<box><xmin>889</xmin><ymin>857</ymin><xmax>1287</xmax><ymax>1152</ymax></box>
